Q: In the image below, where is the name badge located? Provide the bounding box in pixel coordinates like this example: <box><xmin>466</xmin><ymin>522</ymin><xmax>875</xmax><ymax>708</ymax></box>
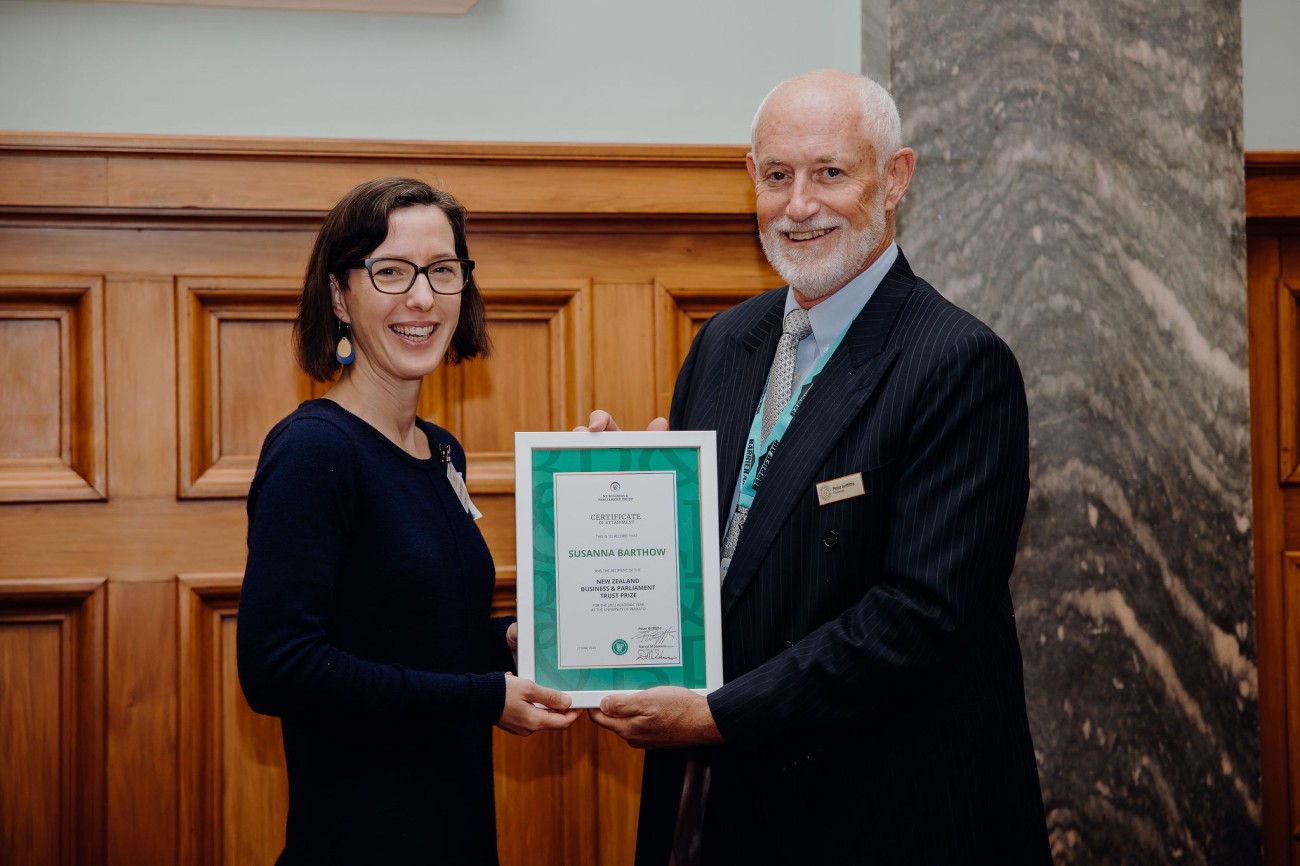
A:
<box><xmin>816</xmin><ymin>472</ymin><xmax>865</xmax><ymax>505</ymax></box>
<box><xmin>447</xmin><ymin>463</ymin><xmax>483</xmax><ymax>520</ymax></box>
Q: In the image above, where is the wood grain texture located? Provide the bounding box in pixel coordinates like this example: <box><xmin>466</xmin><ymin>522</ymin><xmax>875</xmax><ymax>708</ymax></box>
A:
<box><xmin>0</xmin><ymin>133</ymin><xmax>774</xmax><ymax>865</ymax></box>
<box><xmin>0</xmin><ymin>133</ymin><xmax>755</xmax><ymax>217</ymax></box>
<box><xmin>591</xmin><ymin>282</ymin><xmax>658</xmax><ymax>429</ymax></box>
<box><xmin>653</xmin><ymin>279</ymin><xmax>783</xmax><ymax>420</ymax></box>
<box><xmin>0</xmin><ymin>577</ymin><xmax>107</xmax><ymax>866</ymax></box>
<box><xmin>106</xmin><ymin>581</ymin><xmax>178</xmax><ymax>866</ymax></box>
<box><xmin>1247</xmin><ymin>159</ymin><xmax>1300</xmax><ymax>866</ymax></box>
<box><xmin>1249</xmin><ymin>154</ymin><xmax>1300</xmax><ymax>220</ymax></box>
<box><xmin>175</xmin><ymin>277</ymin><xmax>310</xmax><ymax>498</ymax></box>
<box><xmin>0</xmin><ymin>274</ymin><xmax>106</xmax><ymax>502</ymax></box>
<box><xmin>1278</xmin><ymin>278</ymin><xmax>1300</xmax><ymax>483</ymax></box>
<box><xmin>594</xmin><ymin>723</ymin><xmax>645</xmax><ymax>866</ymax></box>
<box><xmin>178</xmin><ymin>574</ymin><xmax>288</xmax><ymax>866</ymax></box>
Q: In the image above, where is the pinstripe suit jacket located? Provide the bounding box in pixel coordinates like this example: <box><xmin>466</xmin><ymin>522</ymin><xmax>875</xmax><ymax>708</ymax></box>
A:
<box><xmin>635</xmin><ymin>251</ymin><xmax>1050</xmax><ymax>865</ymax></box>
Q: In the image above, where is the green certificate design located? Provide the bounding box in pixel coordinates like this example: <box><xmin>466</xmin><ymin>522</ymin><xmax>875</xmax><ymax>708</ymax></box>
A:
<box><xmin>515</xmin><ymin>431</ymin><xmax>722</xmax><ymax>707</ymax></box>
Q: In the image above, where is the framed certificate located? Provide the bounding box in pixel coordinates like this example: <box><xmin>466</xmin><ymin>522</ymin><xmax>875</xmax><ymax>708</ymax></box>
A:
<box><xmin>514</xmin><ymin>431</ymin><xmax>723</xmax><ymax>707</ymax></box>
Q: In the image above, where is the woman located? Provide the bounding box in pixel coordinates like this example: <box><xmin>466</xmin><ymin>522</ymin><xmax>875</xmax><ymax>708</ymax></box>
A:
<box><xmin>237</xmin><ymin>177</ymin><xmax>579</xmax><ymax>865</ymax></box>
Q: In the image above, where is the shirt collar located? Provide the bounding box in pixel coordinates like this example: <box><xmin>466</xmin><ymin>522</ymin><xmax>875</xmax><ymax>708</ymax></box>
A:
<box><xmin>784</xmin><ymin>241</ymin><xmax>899</xmax><ymax>351</ymax></box>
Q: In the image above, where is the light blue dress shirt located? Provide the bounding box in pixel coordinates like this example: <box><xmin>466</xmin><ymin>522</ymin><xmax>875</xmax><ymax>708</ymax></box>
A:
<box><xmin>723</xmin><ymin>242</ymin><xmax>900</xmax><ymax>531</ymax></box>
<box><xmin>785</xmin><ymin>241</ymin><xmax>899</xmax><ymax>396</ymax></box>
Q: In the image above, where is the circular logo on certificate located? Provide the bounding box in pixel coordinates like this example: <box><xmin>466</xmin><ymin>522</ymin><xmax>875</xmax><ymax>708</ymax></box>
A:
<box><xmin>610</xmin><ymin>481</ymin><xmax>621</xmax><ymax>492</ymax></box>
<box><xmin>611</xmin><ymin>639</ymin><xmax>629</xmax><ymax>655</ymax></box>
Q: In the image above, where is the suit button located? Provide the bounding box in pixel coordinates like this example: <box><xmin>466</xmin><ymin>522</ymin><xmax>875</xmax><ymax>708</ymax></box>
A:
<box><xmin>823</xmin><ymin>530</ymin><xmax>838</xmax><ymax>548</ymax></box>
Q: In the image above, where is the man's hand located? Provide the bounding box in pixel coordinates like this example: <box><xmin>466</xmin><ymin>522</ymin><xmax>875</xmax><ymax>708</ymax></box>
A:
<box><xmin>574</xmin><ymin>410</ymin><xmax>669</xmax><ymax>433</ymax></box>
<box><xmin>588</xmin><ymin>686</ymin><xmax>723</xmax><ymax>749</ymax></box>
<box><xmin>496</xmin><ymin>673</ymin><xmax>581</xmax><ymax>736</ymax></box>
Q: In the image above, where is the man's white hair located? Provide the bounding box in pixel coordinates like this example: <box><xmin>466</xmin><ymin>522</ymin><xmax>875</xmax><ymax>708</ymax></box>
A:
<box><xmin>750</xmin><ymin>70</ymin><xmax>902</xmax><ymax>173</ymax></box>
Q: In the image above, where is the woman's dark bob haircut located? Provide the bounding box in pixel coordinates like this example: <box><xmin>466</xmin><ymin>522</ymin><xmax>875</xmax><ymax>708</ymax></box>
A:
<box><xmin>295</xmin><ymin>177</ymin><xmax>490</xmax><ymax>382</ymax></box>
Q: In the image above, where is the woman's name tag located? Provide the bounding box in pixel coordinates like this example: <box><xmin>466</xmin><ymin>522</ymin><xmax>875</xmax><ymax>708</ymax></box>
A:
<box><xmin>446</xmin><ymin>463</ymin><xmax>483</xmax><ymax>520</ymax></box>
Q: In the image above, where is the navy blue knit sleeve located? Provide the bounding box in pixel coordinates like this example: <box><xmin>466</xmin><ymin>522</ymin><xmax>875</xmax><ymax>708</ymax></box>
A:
<box><xmin>237</xmin><ymin>417</ymin><xmax>507</xmax><ymax>725</ymax></box>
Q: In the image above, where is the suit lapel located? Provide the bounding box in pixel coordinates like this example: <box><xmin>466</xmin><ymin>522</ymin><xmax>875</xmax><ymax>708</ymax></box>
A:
<box><xmin>719</xmin><ymin>254</ymin><xmax>917</xmax><ymax>618</ymax></box>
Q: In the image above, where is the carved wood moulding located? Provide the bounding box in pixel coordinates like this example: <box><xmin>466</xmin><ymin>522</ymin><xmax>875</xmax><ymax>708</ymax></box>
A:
<box><xmin>1247</xmin><ymin>151</ymin><xmax>1300</xmax><ymax>221</ymax></box>
<box><xmin>0</xmin><ymin>275</ymin><xmax>107</xmax><ymax>502</ymax></box>
<box><xmin>0</xmin><ymin>133</ymin><xmax>755</xmax><ymax>219</ymax></box>
<box><xmin>0</xmin><ymin>576</ymin><xmax>107</xmax><ymax>863</ymax></box>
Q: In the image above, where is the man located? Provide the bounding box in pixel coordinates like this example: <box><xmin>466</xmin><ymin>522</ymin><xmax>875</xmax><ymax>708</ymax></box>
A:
<box><xmin>588</xmin><ymin>69</ymin><xmax>1050</xmax><ymax>865</ymax></box>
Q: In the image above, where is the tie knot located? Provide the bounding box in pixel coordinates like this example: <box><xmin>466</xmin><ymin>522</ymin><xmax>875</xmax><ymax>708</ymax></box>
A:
<box><xmin>783</xmin><ymin>308</ymin><xmax>812</xmax><ymax>341</ymax></box>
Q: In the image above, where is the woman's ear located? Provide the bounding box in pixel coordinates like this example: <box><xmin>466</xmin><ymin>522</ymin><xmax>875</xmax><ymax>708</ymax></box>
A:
<box><xmin>330</xmin><ymin>275</ymin><xmax>350</xmax><ymax>323</ymax></box>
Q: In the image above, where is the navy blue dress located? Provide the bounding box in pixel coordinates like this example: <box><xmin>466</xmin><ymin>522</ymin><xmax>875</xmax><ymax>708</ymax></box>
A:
<box><xmin>237</xmin><ymin>399</ymin><xmax>511</xmax><ymax>865</ymax></box>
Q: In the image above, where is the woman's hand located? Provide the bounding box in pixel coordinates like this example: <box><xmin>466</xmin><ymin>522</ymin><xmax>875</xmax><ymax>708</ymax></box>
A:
<box><xmin>496</xmin><ymin>673</ymin><xmax>581</xmax><ymax>736</ymax></box>
<box><xmin>505</xmin><ymin>622</ymin><xmax>519</xmax><ymax>669</ymax></box>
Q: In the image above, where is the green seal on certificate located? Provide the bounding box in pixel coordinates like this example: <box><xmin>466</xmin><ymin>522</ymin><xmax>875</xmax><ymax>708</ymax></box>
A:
<box><xmin>514</xmin><ymin>431</ymin><xmax>724</xmax><ymax>708</ymax></box>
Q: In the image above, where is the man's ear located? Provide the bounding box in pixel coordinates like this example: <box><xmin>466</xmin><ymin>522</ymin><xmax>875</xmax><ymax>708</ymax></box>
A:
<box><xmin>883</xmin><ymin>147</ymin><xmax>916</xmax><ymax>212</ymax></box>
<box><xmin>330</xmin><ymin>275</ymin><xmax>350</xmax><ymax>323</ymax></box>
<box><xmin>745</xmin><ymin>152</ymin><xmax>759</xmax><ymax>183</ymax></box>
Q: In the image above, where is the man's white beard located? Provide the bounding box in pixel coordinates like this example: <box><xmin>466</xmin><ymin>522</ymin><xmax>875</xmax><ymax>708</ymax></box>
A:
<box><xmin>759</xmin><ymin>193</ymin><xmax>887</xmax><ymax>300</ymax></box>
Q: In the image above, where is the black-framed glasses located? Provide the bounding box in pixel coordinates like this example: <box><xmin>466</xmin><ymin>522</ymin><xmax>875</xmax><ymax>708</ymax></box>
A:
<box><xmin>344</xmin><ymin>257</ymin><xmax>474</xmax><ymax>295</ymax></box>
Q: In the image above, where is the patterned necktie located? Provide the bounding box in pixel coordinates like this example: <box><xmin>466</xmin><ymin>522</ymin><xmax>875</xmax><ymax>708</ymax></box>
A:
<box><xmin>720</xmin><ymin>307</ymin><xmax>813</xmax><ymax>575</ymax></box>
<box><xmin>761</xmin><ymin>308</ymin><xmax>813</xmax><ymax>442</ymax></box>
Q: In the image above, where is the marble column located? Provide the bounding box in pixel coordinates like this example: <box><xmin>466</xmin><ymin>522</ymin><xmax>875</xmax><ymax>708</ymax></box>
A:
<box><xmin>885</xmin><ymin>2</ymin><xmax>1257</xmax><ymax>863</ymax></box>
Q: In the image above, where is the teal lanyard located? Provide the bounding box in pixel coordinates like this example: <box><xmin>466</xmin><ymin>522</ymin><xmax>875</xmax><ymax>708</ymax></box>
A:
<box><xmin>735</xmin><ymin>314</ymin><xmax>854</xmax><ymax>510</ymax></box>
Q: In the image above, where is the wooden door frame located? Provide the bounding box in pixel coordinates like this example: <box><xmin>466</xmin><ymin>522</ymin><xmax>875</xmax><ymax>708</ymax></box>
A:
<box><xmin>1247</xmin><ymin>150</ymin><xmax>1300</xmax><ymax>866</ymax></box>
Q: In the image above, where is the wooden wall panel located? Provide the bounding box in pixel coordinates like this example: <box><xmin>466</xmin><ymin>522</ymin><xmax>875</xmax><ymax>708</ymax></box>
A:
<box><xmin>0</xmin><ymin>156</ymin><xmax>109</xmax><ymax>208</ymax></box>
<box><xmin>1248</xmin><ymin>230</ymin><xmax>1288</xmax><ymax>866</ymax></box>
<box><xmin>100</xmin><ymin>158</ymin><xmax>753</xmax><ymax>216</ymax></box>
<box><xmin>591</xmin><ymin>282</ymin><xmax>659</xmax><ymax>429</ymax></box>
<box><xmin>1249</xmin><ymin>154</ymin><xmax>1300</xmax><ymax>220</ymax></box>
<box><xmin>1247</xmin><ymin>150</ymin><xmax>1300</xmax><ymax>866</ymax></box>
<box><xmin>220</xmin><ymin>613</ymin><xmax>291</xmax><ymax>866</ymax></box>
<box><xmin>594</xmin><ymin>722</ymin><xmax>645</xmax><ymax>866</ymax></box>
<box><xmin>654</xmin><ymin>279</ymin><xmax>781</xmax><ymax>419</ymax></box>
<box><xmin>456</xmin><ymin>281</ymin><xmax>591</xmax><ymax>475</ymax></box>
<box><xmin>494</xmin><ymin>719</ymin><xmax>598</xmax><ymax>866</ymax></box>
<box><xmin>0</xmin><ymin>276</ymin><xmax>106</xmax><ymax>502</ymax></box>
<box><xmin>0</xmin><ymin>135</ymin><xmax>758</xmax><ymax>217</ymax></box>
<box><xmin>0</xmin><ymin>618</ymin><xmax>62</xmax><ymax>865</ymax></box>
<box><xmin>217</xmin><ymin>321</ymin><xmax>306</xmax><ymax>457</ymax></box>
<box><xmin>1277</xmin><ymin>278</ymin><xmax>1300</xmax><ymax>484</ymax></box>
<box><xmin>106</xmin><ymin>580</ymin><xmax>180</xmax><ymax>866</ymax></box>
<box><xmin>0</xmin><ymin>578</ymin><xmax>107</xmax><ymax>866</ymax></box>
<box><xmin>0</xmin><ymin>133</ymin><xmax>775</xmax><ymax>866</ymax></box>
<box><xmin>1285</xmin><ymin>554</ymin><xmax>1300</xmax><ymax>865</ymax></box>
<box><xmin>1276</xmin><ymin>234</ymin><xmax>1300</xmax><ymax>866</ymax></box>
<box><xmin>176</xmin><ymin>278</ymin><xmax>313</xmax><ymax>499</ymax></box>
<box><xmin>0</xmin><ymin>318</ymin><xmax>60</xmax><ymax>456</ymax></box>
<box><xmin>178</xmin><ymin>574</ymin><xmax>286</xmax><ymax>866</ymax></box>
<box><xmin>105</xmin><ymin>277</ymin><xmax>178</xmax><ymax>499</ymax></box>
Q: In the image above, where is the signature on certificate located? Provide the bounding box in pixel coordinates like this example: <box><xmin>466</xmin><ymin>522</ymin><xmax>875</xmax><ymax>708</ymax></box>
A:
<box><xmin>633</xmin><ymin>626</ymin><xmax>679</xmax><ymax>661</ymax></box>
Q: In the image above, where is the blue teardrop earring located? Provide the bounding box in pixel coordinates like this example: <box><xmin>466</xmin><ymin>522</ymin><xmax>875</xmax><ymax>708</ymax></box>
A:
<box><xmin>335</xmin><ymin>320</ymin><xmax>355</xmax><ymax>366</ymax></box>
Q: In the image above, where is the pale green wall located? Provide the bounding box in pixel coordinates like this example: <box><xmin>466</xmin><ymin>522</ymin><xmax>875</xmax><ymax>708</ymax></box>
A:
<box><xmin>0</xmin><ymin>0</ymin><xmax>859</xmax><ymax>144</ymax></box>
<box><xmin>2</xmin><ymin>0</ymin><xmax>1288</xmax><ymax>147</ymax></box>
<box><xmin>1242</xmin><ymin>0</ymin><xmax>1300</xmax><ymax>150</ymax></box>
